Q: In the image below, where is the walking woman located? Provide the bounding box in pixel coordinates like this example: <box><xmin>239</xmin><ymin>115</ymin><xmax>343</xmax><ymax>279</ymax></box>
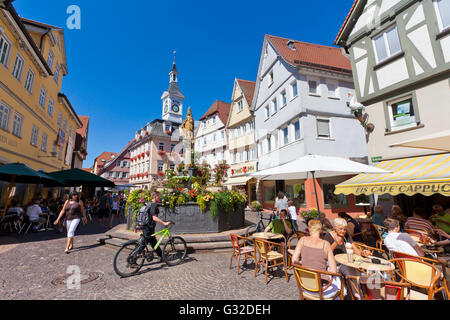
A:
<box><xmin>109</xmin><ymin>195</ymin><xmax>120</xmax><ymax>228</ymax></box>
<box><xmin>54</xmin><ymin>192</ymin><xmax>87</xmax><ymax>254</ymax></box>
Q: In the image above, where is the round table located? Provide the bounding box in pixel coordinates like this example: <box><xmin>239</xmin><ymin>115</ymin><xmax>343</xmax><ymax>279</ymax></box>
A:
<box><xmin>409</xmin><ymin>235</ymin><xmax>445</xmax><ymax>257</ymax></box>
<box><xmin>335</xmin><ymin>254</ymin><xmax>395</xmax><ymax>273</ymax></box>
<box><xmin>252</xmin><ymin>232</ymin><xmax>284</xmax><ymax>240</ymax></box>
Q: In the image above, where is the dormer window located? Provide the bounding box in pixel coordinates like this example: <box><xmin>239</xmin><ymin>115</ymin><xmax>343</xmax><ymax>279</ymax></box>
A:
<box><xmin>268</xmin><ymin>71</ymin><xmax>274</xmax><ymax>86</ymax></box>
<box><xmin>287</xmin><ymin>40</ymin><xmax>296</xmax><ymax>51</ymax></box>
<box><xmin>237</xmin><ymin>100</ymin><xmax>243</xmax><ymax>112</ymax></box>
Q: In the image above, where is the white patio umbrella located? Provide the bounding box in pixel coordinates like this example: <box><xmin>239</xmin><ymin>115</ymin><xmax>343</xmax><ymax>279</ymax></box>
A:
<box><xmin>250</xmin><ymin>154</ymin><xmax>390</xmax><ymax>212</ymax></box>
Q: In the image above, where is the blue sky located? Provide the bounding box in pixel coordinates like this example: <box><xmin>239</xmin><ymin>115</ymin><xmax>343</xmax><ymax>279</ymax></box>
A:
<box><xmin>14</xmin><ymin>0</ymin><xmax>354</xmax><ymax>167</ymax></box>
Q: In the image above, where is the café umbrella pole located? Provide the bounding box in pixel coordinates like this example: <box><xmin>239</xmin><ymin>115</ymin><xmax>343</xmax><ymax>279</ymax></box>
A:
<box><xmin>1</xmin><ymin>175</ymin><xmax>15</xmax><ymax>222</ymax></box>
<box><xmin>310</xmin><ymin>171</ymin><xmax>321</xmax><ymax>216</ymax></box>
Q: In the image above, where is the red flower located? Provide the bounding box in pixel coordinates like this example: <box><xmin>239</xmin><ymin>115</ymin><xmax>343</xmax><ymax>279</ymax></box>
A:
<box><xmin>243</xmin><ymin>166</ymin><xmax>247</xmax><ymax>173</ymax></box>
<box><xmin>146</xmin><ymin>151</ymin><xmax>150</xmax><ymax>156</ymax></box>
<box><xmin>139</xmin><ymin>135</ymin><xmax>143</xmax><ymax>139</ymax></box>
<box><xmin>141</xmin><ymin>152</ymin><xmax>145</xmax><ymax>158</ymax></box>
<box><xmin>157</xmin><ymin>171</ymin><xmax>165</xmax><ymax>177</ymax></box>
<box><xmin>231</xmin><ymin>169</ymin><xmax>234</xmax><ymax>175</ymax></box>
<box><xmin>165</xmin><ymin>130</ymin><xmax>171</xmax><ymax>135</ymax></box>
<box><xmin>158</xmin><ymin>150</ymin><xmax>166</xmax><ymax>156</ymax></box>
<box><xmin>145</xmin><ymin>131</ymin><xmax>149</xmax><ymax>136</ymax></box>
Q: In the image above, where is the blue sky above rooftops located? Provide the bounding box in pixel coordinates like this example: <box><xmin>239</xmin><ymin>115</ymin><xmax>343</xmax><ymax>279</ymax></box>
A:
<box><xmin>14</xmin><ymin>0</ymin><xmax>354</xmax><ymax>167</ymax></box>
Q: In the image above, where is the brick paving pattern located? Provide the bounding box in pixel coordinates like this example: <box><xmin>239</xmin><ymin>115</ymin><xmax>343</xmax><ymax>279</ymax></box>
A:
<box><xmin>0</xmin><ymin>219</ymin><xmax>298</xmax><ymax>300</ymax></box>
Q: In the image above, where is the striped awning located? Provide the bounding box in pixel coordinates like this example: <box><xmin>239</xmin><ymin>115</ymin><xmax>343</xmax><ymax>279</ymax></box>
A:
<box><xmin>335</xmin><ymin>154</ymin><xmax>450</xmax><ymax>196</ymax></box>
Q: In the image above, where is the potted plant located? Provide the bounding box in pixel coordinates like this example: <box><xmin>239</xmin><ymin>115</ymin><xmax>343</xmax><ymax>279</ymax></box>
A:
<box><xmin>249</xmin><ymin>200</ymin><xmax>263</xmax><ymax>212</ymax></box>
<box><xmin>299</xmin><ymin>208</ymin><xmax>319</xmax><ymax>221</ymax></box>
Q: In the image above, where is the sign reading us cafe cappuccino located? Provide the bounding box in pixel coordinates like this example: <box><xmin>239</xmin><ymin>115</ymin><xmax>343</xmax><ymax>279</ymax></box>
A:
<box><xmin>353</xmin><ymin>182</ymin><xmax>450</xmax><ymax>197</ymax></box>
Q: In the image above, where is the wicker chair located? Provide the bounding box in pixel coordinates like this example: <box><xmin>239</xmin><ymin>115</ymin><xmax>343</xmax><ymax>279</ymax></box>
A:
<box><xmin>254</xmin><ymin>238</ymin><xmax>288</xmax><ymax>284</ymax></box>
<box><xmin>229</xmin><ymin>234</ymin><xmax>256</xmax><ymax>274</ymax></box>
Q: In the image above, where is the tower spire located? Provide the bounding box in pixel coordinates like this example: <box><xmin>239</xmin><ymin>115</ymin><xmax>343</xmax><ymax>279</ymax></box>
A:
<box><xmin>170</xmin><ymin>51</ymin><xmax>179</xmax><ymax>83</ymax></box>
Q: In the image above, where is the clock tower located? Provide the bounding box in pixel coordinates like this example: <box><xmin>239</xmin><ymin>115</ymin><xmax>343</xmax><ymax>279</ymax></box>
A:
<box><xmin>161</xmin><ymin>56</ymin><xmax>185</xmax><ymax>124</ymax></box>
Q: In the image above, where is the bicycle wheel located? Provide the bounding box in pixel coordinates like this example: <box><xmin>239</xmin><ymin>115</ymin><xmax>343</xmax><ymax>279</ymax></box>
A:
<box><xmin>162</xmin><ymin>236</ymin><xmax>187</xmax><ymax>266</ymax></box>
<box><xmin>113</xmin><ymin>241</ymin><xmax>145</xmax><ymax>277</ymax></box>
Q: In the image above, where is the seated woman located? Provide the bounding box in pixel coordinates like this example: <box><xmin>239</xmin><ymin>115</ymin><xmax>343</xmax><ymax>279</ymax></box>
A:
<box><xmin>324</xmin><ymin>218</ymin><xmax>372</xmax><ymax>287</ymax></box>
<box><xmin>337</xmin><ymin>212</ymin><xmax>364</xmax><ymax>243</ymax></box>
<box><xmin>291</xmin><ymin>220</ymin><xmax>345</xmax><ymax>298</ymax></box>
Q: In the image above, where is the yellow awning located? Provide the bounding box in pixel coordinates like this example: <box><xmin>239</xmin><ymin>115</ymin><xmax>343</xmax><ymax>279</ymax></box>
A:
<box><xmin>335</xmin><ymin>153</ymin><xmax>450</xmax><ymax>196</ymax></box>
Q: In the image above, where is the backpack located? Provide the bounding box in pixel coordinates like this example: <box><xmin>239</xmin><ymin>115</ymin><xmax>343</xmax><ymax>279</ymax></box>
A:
<box><xmin>136</xmin><ymin>202</ymin><xmax>155</xmax><ymax>227</ymax></box>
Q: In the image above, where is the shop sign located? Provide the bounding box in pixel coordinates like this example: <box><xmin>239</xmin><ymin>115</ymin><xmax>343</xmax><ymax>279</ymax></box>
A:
<box><xmin>355</xmin><ymin>183</ymin><xmax>450</xmax><ymax>195</ymax></box>
<box><xmin>371</xmin><ymin>156</ymin><xmax>382</xmax><ymax>163</ymax></box>
<box><xmin>232</xmin><ymin>165</ymin><xmax>255</xmax><ymax>175</ymax></box>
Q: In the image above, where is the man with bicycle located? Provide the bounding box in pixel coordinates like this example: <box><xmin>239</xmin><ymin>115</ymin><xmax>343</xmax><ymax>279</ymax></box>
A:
<box><xmin>138</xmin><ymin>191</ymin><xmax>171</xmax><ymax>263</ymax></box>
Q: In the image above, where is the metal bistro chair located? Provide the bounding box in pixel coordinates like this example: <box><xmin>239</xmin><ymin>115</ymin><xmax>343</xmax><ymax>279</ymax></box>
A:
<box><xmin>345</xmin><ymin>274</ymin><xmax>411</xmax><ymax>300</ymax></box>
<box><xmin>254</xmin><ymin>238</ymin><xmax>288</xmax><ymax>284</ymax></box>
<box><xmin>390</xmin><ymin>258</ymin><xmax>445</xmax><ymax>300</ymax></box>
<box><xmin>229</xmin><ymin>234</ymin><xmax>256</xmax><ymax>274</ymax></box>
<box><xmin>390</xmin><ymin>251</ymin><xmax>449</xmax><ymax>300</ymax></box>
<box><xmin>373</xmin><ymin>224</ymin><xmax>388</xmax><ymax>250</ymax></box>
<box><xmin>292</xmin><ymin>263</ymin><xmax>345</xmax><ymax>300</ymax></box>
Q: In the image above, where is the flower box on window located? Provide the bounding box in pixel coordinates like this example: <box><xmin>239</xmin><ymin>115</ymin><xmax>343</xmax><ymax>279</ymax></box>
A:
<box><xmin>145</xmin><ymin>131</ymin><xmax>149</xmax><ymax>136</ymax></box>
<box><xmin>157</xmin><ymin>171</ymin><xmax>165</xmax><ymax>177</ymax></box>
<box><xmin>158</xmin><ymin>150</ymin><xmax>166</xmax><ymax>156</ymax></box>
<box><xmin>139</xmin><ymin>135</ymin><xmax>143</xmax><ymax>139</ymax></box>
<box><xmin>165</xmin><ymin>130</ymin><xmax>172</xmax><ymax>135</ymax></box>
<box><xmin>144</xmin><ymin>172</ymin><xmax>149</xmax><ymax>177</ymax></box>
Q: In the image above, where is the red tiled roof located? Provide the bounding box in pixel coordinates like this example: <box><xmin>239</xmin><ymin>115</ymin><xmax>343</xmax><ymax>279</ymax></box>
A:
<box><xmin>266</xmin><ymin>34</ymin><xmax>352</xmax><ymax>73</ymax></box>
<box><xmin>199</xmin><ymin>100</ymin><xmax>231</xmax><ymax>125</ymax></box>
<box><xmin>95</xmin><ymin>152</ymin><xmax>118</xmax><ymax>168</ymax></box>
<box><xmin>335</xmin><ymin>0</ymin><xmax>360</xmax><ymax>45</ymax></box>
<box><xmin>236</xmin><ymin>79</ymin><xmax>256</xmax><ymax>107</ymax></box>
<box><xmin>76</xmin><ymin>116</ymin><xmax>89</xmax><ymax>137</ymax></box>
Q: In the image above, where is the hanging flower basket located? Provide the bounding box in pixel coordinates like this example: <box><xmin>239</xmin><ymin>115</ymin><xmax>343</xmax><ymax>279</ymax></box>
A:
<box><xmin>145</xmin><ymin>131</ymin><xmax>149</xmax><ymax>136</ymax></box>
<box><xmin>139</xmin><ymin>135</ymin><xmax>143</xmax><ymax>140</ymax></box>
<box><xmin>145</xmin><ymin>151</ymin><xmax>150</xmax><ymax>156</ymax></box>
<box><xmin>141</xmin><ymin>152</ymin><xmax>145</xmax><ymax>158</ymax></box>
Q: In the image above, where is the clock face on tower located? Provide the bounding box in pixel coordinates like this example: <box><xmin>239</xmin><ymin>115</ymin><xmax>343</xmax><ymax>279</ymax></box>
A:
<box><xmin>171</xmin><ymin>104</ymin><xmax>180</xmax><ymax>113</ymax></box>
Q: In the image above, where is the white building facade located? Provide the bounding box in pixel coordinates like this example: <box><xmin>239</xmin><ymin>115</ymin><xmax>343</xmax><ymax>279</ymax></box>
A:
<box><xmin>252</xmin><ymin>35</ymin><xmax>369</xmax><ymax>215</ymax></box>
<box><xmin>195</xmin><ymin>100</ymin><xmax>231</xmax><ymax>168</ymax></box>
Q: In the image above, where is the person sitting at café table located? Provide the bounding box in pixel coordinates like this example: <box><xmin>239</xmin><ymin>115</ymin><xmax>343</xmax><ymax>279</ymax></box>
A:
<box><xmin>383</xmin><ymin>218</ymin><xmax>425</xmax><ymax>257</ymax></box>
<box><xmin>7</xmin><ymin>198</ymin><xmax>23</xmax><ymax>218</ymax></box>
<box><xmin>26</xmin><ymin>199</ymin><xmax>47</xmax><ymax>232</ymax></box>
<box><xmin>337</xmin><ymin>212</ymin><xmax>363</xmax><ymax>243</ymax></box>
<box><xmin>429</xmin><ymin>206</ymin><xmax>450</xmax><ymax>234</ymax></box>
<box><xmin>391</xmin><ymin>205</ymin><xmax>407</xmax><ymax>231</ymax></box>
<box><xmin>404</xmin><ymin>208</ymin><xmax>436</xmax><ymax>236</ymax></box>
<box><xmin>371</xmin><ymin>205</ymin><xmax>385</xmax><ymax>227</ymax></box>
<box><xmin>264</xmin><ymin>209</ymin><xmax>292</xmax><ymax>239</ymax></box>
<box><xmin>291</xmin><ymin>220</ymin><xmax>346</xmax><ymax>298</ymax></box>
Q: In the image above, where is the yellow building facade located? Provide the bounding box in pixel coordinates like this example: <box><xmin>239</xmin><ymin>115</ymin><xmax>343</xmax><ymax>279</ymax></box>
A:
<box><xmin>0</xmin><ymin>3</ymin><xmax>82</xmax><ymax>204</ymax></box>
<box><xmin>0</xmin><ymin>4</ymin><xmax>81</xmax><ymax>172</ymax></box>
<box><xmin>225</xmin><ymin>79</ymin><xmax>258</xmax><ymax>203</ymax></box>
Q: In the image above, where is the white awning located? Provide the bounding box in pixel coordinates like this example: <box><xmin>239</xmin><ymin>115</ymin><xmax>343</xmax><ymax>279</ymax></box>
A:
<box><xmin>224</xmin><ymin>176</ymin><xmax>254</xmax><ymax>186</ymax></box>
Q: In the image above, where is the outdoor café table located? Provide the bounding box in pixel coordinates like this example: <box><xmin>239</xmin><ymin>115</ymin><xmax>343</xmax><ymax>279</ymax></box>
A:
<box><xmin>410</xmin><ymin>235</ymin><xmax>445</xmax><ymax>259</ymax></box>
<box><xmin>252</xmin><ymin>232</ymin><xmax>285</xmax><ymax>241</ymax></box>
<box><xmin>335</xmin><ymin>253</ymin><xmax>395</xmax><ymax>276</ymax></box>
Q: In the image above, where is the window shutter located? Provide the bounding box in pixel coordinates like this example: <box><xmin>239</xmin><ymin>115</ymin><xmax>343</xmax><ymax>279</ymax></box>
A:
<box><xmin>317</xmin><ymin>119</ymin><xmax>330</xmax><ymax>137</ymax></box>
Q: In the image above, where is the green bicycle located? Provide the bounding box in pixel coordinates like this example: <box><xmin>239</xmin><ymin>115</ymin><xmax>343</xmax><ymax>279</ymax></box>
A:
<box><xmin>113</xmin><ymin>221</ymin><xmax>187</xmax><ymax>277</ymax></box>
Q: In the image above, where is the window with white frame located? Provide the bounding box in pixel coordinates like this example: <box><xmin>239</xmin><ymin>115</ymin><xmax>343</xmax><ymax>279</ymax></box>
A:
<box><xmin>54</xmin><ymin>64</ymin><xmax>60</xmax><ymax>84</ymax></box>
<box><xmin>281</xmin><ymin>90</ymin><xmax>287</xmax><ymax>106</ymax></box>
<box><xmin>202</xmin><ymin>120</ymin><xmax>206</xmax><ymax>128</ymax></box>
<box><xmin>237</xmin><ymin>100</ymin><xmax>243</xmax><ymax>112</ymax></box>
<box><xmin>47</xmin><ymin>50</ymin><xmax>54</xmax><ymax>70</ymax></box>
<box><xmin>11</xmin><ymin>54</ymin><xmax>24</xmax><ymax>80</ymax></box>
<box><xmin>12</xmin><ymin>111</ymin><xmax>23</xmax><ymax>137</ymax></box>
<box><xmin>41</xmin><ymin>132</ymin><xmax>48</xmax><ymax>152</ymax></box>
<box><xmin>283</xmin><ymin>126</ymin><xmax>289</xmax><ymax>145</ymax></box>
<box><xmin>267</xmin><ymin>135</ymin><xmax>272</xmax><ymax>153</ymax></box>
<box><xmin>373</xmin><ymin>25</ymin><xmax>402</xmax><ymax>63</ymax></box>
<box><xmin>47</xmin><ymin>98</ymin><xmax>54</xmax><ymax>116</ymax></box>
<box><xmin>0</xmin><ymin>35</ymin><xmax>11</xmax><ymax>66</ymax></box>
<box><xmin>213</xmin><ymin>115</ymin><xmax>216</xmax><ymax>125</ymax></box>
<box><xmin>233</xmin><ymin>152</ymin><xmax>237</xmax><ymax>163</ymax></box>
<box><xmin>268</xmin><ymin>71</ymin><xmax>274</xmax><ymax>86</ymax></box>
<box><xmin>271</xmin><ymin>132</ymin><xmax>278</xmax><ymax>151</ymax></box>
<box><xmin>169</xmin><ymin>163</ymin><xmax>175</xmax><ymax>170</ymax></box>
<box><xmin>158</xmin><ymin>142</ymin><xmax>165</xmax><ymax>151</ymax></box>
<box><xmin>203</xmin><ymin>137</ymin><xmax>206</xmax><ymax>145</ymax></box>
<box><xmin>327</xmin><ymin>82</ymin><xmax>338</xmax><ymax>98</ymax></box>
<box><xmin>317</xmin><ymin>118</ymin><xmax>331</xmax><ymax>138</ymax></box>
<box><xmin>290</xmin><ymin>81</ymin><xmax>298</xmax><ymax>99</ymax></box>
<box><xmin>434</xmin><ymin>0</ymin><xmax>450</xmax><ymax>31</ymax></box>
<box><xmin>157</xmin><ymin>161</ymin><xmax>164</xmax><ymax>172</ymax></box>
<box><xmin>265</xmin><ymin>105</ymin><xmax>270</xmax><ymax>120</ymax></box>
<box><xmin>387</xmin><ymin>96</ymin><xmax>417</xmax><ymax>130</ymax></box>
<box><xmin>309</xmin><ymin>80</ymin><xmax>318</xmax><ymax>95</ymax></box>
<box><xmin>213</xmin><ymin>133</ymin><xmax>216</xmax><ymax>142</ymax></box>
<box><xmin>294</xmin><ymin>120</ymin><xmax>301</xmax><ymax>140</ymax></box>
<box><xmin>221</xmin><ymin>130</ymin><xmax>225</xmax><ymax>140</ymax></box>
<box><xmin>0</xmin><ymin>102</ymin><xmax>11</xmax><ymax>131</ymax></box>
<box><xmin>24</xmin><ymin>68</ymin><xmax>35</xmax><ymax>93</ymax></box>
<box><xmin>249</xmin><ymin>121</ymin><xmax>254</xmax><ymax>132</ymax></box>
<box><xmin>242</xmin><ymin>124</ymin><xmax>247</xmax><ymax>135</ymax></box>
<box><xmin>271</xmin><ymin>98</ymin><xmax>278</xmax><ymax>115</ymax></box>
<box><xmin>170</xmin><ymin>143</ymin><xmax>176</xmax><ymax>152</ymax></box>
<box><xmin>30</xmin><ymin>125</ymin><xmax>39</xmax><ymax>146</ymax></box>
<box><xmin>57</xmin><ymin>111</ymin><xmax>62</xmax><ymax>126</ymax></box>
<box><xmin>39</xmin><ymin>86</ymin><xmax>47</xmax><ymax>107</ymax></box>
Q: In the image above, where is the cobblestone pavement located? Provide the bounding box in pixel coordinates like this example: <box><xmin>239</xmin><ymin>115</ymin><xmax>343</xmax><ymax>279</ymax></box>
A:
<box><xmin>0</xmin><ymin>218</ymin><xmax>298</xmax><ymax>300</ymax></box>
